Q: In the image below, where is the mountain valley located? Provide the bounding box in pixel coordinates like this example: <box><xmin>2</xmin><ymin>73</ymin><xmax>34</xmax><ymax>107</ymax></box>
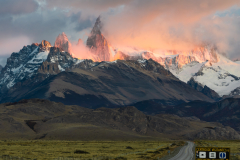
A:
<box><xmin>0</xmin><ymin>99</ymin><xmax>239</xmax><ymax>141</ymax></box>
<box><xmin>0</xmin><ymin>16</ymin><xmax>239</xmax><ymax>141</ymax></box>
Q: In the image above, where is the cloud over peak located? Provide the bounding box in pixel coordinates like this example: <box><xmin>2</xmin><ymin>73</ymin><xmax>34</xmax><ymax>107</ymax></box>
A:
<box><xmin>0</xmin><ymin>0</ymin><xmax>240</xmax><ymax>62</ymax></box>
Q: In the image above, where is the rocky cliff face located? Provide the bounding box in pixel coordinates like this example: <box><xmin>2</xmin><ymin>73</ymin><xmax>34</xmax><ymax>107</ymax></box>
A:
<box><xmin>38</xmin><ymin>62</ymin><xmax>60</xmax><ymax>75</ymax></box>
<box><xmin>0</xmin><ymin>40</ymin><xmax>82</xmax><ymax>95</ymax></box>
<box><xmin>86</xmin><ymin>17</ymin><xmax>112</xmax><ymax>61</ymax></box>
<box><xmin>0</xmin><ymin>41</ymin><xmax>48</xmax><ymax>92</ymax></box>
<box><xmin>85</xmin><ymin>17</ymin><xmax>219</xmax><ymax>69</ymax></box>
<box><xmin>46</xmin><ymin>47</ymin><xmax>76</xmax><ymax>71</ymax></box>
<box><xmin>134</xmin><ymin>97</ymin><xmax>240</xmax><ymax>132</ymax></box>
<box><xmin>144</xmin><ymin>45</ymin><xmax>218</xmax><ymax>70</ymax></box>
<box><xmin>187</xmin><ymin>77</ymin><xmax>220</xmax><ymax>100</ymax></box>
<box><xmin>112</xmin><ymin>45</ymin><xmax>219</xmax><ymax>71</ymax></box>
<box><xmin>39</xmin><ymin>40</ymin><xmax>51</xmax><ymax>52</ymax></box>
<box><xmin>191</xmin><ymin>45</ymin><xmax>219</xmax><ymax>63</ymax></box>
<box><xmin>54</xmin><ymin>32</ymin><xmax>73</xmax><ymax>55</ymax></box>
<box><xmin>39</xmin><ymin>44</ymin><xmax>82</xmax><ymax>75</ymax></box>
<box><xmin>185</xmin><ymin>126</ymin><xmax>240</xmax><ymax>140</ymax></box>
<box><xmin>0</xmin><ymin>58</ymin><xmax>215</xmax><ymax>105</ymax></box>
<box><xmin>159</xmin><ymin>55</ymin><xmax>197</xmax><ymax>69</ymax></box>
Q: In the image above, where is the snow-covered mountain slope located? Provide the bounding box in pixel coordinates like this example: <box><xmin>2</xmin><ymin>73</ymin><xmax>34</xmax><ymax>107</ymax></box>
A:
<box><xmin>107</xmin><ymin>45</ymin><xmax>240</xmax><ymax>97</ymax></box>
<box><xmin>85</xmin><ymin>16</ymin><xmax>220</xmax><ymax>77</ymax></box>
<box><xmin>170</xmin><ymin>61</ymin><xmax>207</xmax><ymax>83</ymax></box>
<box><xmin>0</xmin><ymin>41</ymin><xmax>51</xmax><ymax>90</ymax></box>
<box><xmin>0</xmin><ymin>58</ymin><xmax>215</xmax><ymax>105</ymax></box>
<box><xmin>192</xmin><ymin>65</ymin><xmax>240</xmax><ymax>96</ymax></box>
<box><xmin>112</xmin><ymin>44</ymin><xmax>219</xmax><ymax>70</ymax></box>
<box><xmin>166</xmin><ymin>54</ymin><xmax>240</xmax><ymax>97</ymax></box>
<box><xmin>0</xmin><ymin>40</ymin><xmax>82</xmax><ymax>92</ymax></box>
<box><xmin>211</xmin><ymin>55</ymin><xmax>240</xmax><ymax>77</ymax></box>
<box><xmin>86</xmin><ymin>17</ymin><xmax>240</xmax><ymax>97</ymax></box>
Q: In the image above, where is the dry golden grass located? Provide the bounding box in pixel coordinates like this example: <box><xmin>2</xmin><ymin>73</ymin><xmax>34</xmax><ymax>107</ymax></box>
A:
<box><xmin>195</xmin><ymin>140</ymin><xmax>240</xmax><ymax>160</ymax></box>
<box><xmin>0</xmin><ymin>140</ymin><xmax>184</xmax><ymax>160</ymax></box>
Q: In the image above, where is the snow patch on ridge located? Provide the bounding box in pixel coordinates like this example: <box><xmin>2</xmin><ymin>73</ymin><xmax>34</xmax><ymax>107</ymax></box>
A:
<box><xmin>2</xmin><ymin>50</ymin><xmax>50</xmax><ymax>89</ymax></box>
<box><xmin>193</xmin><ymin>66</ymin><xmax>240</xmax><ymax>96</ymax></box>
<box><xmin>11</xmin><ymin>65</ymin><xmax>23</xmax><ymax>74</ymax></box>
<box><xmin>74</xmin><ymin>59</ymin><xmax>85</xmax><ymax>65</ymax></box>
<box><xmin>171</xmin><ymin>61</ymin><xmax>207</xmax><ymax>83</ymax></box>
<box><xmin>166</xmin><ymin>53</ymin><xmax>240</xmax><ymax>97</ymax></box>
<box><xmin>211</xmin><ymin>55</ymin><xmax>240</xmax><ymax>77</ymax></box>
<box><xmin>106</xmin><ymin>60</ymin><xmax>117</xmax><ymax>63</ymax></box>
<box><xmin>28</xmin><ymin>51</ymin><xmax>49</xmax><ymax>64</ymax></box>
<box><xmin>58</xmin><ymin>65</ymin><xmax>65</xmax><ymax>71</ymax></box>
<box><xmin>137</xmin><ymin>59</ymin><xmax>147</xmax><ymax>63</ymax></box>
<box><xmin>29</xmin><ymin>47</ymin><xmax>39</xmax><ymax>56</ymax></box>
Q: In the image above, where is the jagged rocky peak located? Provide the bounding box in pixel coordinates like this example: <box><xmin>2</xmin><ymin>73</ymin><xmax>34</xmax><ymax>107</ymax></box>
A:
<box><xmin>89</xmin><ymin>16</ymin><xmax>102</xmax><ymax>36</ymax></box>
<box><xmin>44</xmin><ymin>47</ymin><xmax>77</xmax><ymax>72</ymax></box>
<box><xmin>70</xmin><ymin>59</ymin><xmax>98</xmax><ymax>70</ymax></box>
<box><xmin>0</xmin><ymin>38</ymin><xmax>83</xmax><ymax>93</ymax></box>
<box><xmin>187</xmin><ymin>77</ymin><xmax>220</xmax><ymax>100</ymax></box>
<box><xmin>164</xmin><ymin>54</ymin><xmax>197</xmax><ymax>69</ymax></box>
<box><xmin>86</xmin><ymin>16</ymin><xmax>103</xmax><ymax>48</ymax></box>
<box><xmin>39</xmin><ymin>40</ymin><xmax>52</xmax><ymax>51</ymax></box>
<box><xmin>40</xmin><ymin>40</ymin><xmax>51</xmax><ymax>47</ymax></box>
<box><xmin>0</xmin><ymin>40</ymin><xmax>51</xmax><ymax>91</ymax></box>
<box><xmin>140</xmin><ymin>58</ymin><xmax>173</xmax><ymax>76</ymax></box>
<box><xmin>5</xmin><ymin>43</ymin><xmax>39</xmax><ymax>69</ymax></box>
<box><xmin>117</xmin><ymin>44</ymin><xmax>220</xmax><ymax>70</ymax></box>
<box><xmin>47</xmin><ymin>47</ymin><xmax>72</xmax><ymax>63</ymax></box>
<box><xmin>191</xmin><ymin>44</ymin><xmax>219</xmax><ymax>63</ymax></box>
<box><xmin>54</xmin><ymin>32</ymin><xmax>73</xmax><ymax>54</ymax></box>
<box><xmin>86</xmin><ymin>16</ymin><xmax>112</xmax><ymax>62</ymax></box>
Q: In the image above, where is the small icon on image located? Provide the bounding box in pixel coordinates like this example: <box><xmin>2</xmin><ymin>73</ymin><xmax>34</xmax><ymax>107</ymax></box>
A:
<box><xmin>219</xmin><ymin>152</ymin><xmax>226</xmax><ymax>159</ymax></box>
<box><xmin>209</xmin><ymin>152</ymin><xmax>216</xmax><ymax>158</ymax></box>
<box><xmin>199</xmin><ymin>151</ymin><xmax>206</xmax><ymax>158</ymax></box>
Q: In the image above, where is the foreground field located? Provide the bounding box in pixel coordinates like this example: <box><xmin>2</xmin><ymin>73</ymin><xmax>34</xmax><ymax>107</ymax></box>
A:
<box><xmin>195</xmin><ymin>140</ymin><xmax>240</xmax><ymax>160</ymax></box>
<box><xmin>0</xmin><ymin>140</ymin><xmax>184</xmax><ymax>160</ymax></box>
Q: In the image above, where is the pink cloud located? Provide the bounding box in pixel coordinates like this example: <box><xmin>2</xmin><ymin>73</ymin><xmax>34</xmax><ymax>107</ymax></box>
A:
<box><xmin>99</xmin><ymin>0</ymin><xmax>240</xmax><ymax>54</ymax></box>
<box><xmin>71</xmin><ymin>39</ymin><xmax>96</xmax><ymax>60</ymax></box>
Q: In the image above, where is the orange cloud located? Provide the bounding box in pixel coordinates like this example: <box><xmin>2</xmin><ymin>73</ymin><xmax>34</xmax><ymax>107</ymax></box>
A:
<box><xmin>100</xmin><ymin>0</ymin><xmax>240</xmax><ymax>53</ymax></box>
<box><xmin>47</xmin><ymin>0</ymin><xmax>240</xmax><ymax>58</ymax></box>
<box><xmin>71</xmin><ymin>39</ymin><xmax>96</xmax><ymax>60</ymax></box>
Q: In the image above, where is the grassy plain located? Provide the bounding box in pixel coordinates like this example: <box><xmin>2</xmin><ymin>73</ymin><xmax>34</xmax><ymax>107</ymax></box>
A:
<box><xmin>195</xmin><ymin>140</ymin><xmax>240</xmax><ymax>160</ymax></box>
<box><xmin>0</xmin><ymin>140</ymin><xmax>184</xmax><ymax>160</ymax></box>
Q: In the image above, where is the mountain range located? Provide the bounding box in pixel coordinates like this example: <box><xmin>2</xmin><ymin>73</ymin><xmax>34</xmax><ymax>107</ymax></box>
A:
<box><xmin>0</xmin><ymin>16</ymin><xmax>240</xmax><ymax>140</ymax></box>
<box><xmin>0</xmin><ymin>99</ymin><xmax>239</xmax><ymax>141</ymax></box>
<box><xmin>1</xmin><ymin>17</ymin><xmax>240</xmax><ymax>102</ymax></box>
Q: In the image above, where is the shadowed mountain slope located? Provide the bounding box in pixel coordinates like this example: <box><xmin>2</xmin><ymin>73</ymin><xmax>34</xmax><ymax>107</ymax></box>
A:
<box><xmin>0</xmin><ymin>99</ymin><xmax>238</xmax><ymax>141</ymax></box>
<box><xmin>130</xmin><ymin>98</ymin><xmax>240</xmax><ymax>132</ymax></box>
<box><xmin>0</xmin><ymin>59</ymin><xmax>214</xmax><ymax>107</ymax></box>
